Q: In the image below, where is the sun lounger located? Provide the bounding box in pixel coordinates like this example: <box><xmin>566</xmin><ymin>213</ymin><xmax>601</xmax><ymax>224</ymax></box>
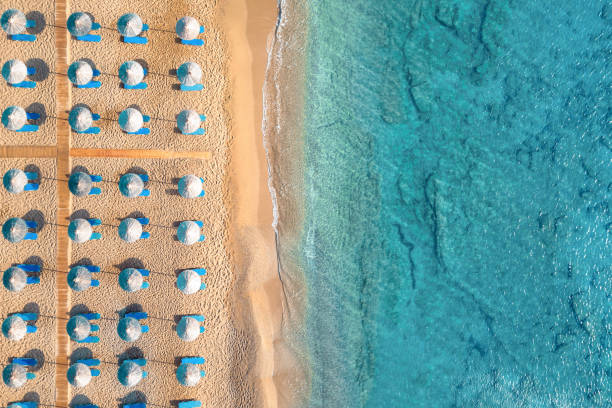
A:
<box><xmin>125</xmin><ymin>358</ymin><xmax>147</xmax><ymax>367</ymax></box>
<box><xmin>181</xmin><ymin>356</ymin><xmax>205</xmax><ymax>365</ymax></box>
<box><xmin>10</xmin><ymin>33</ymin><xmax>36</xmax><ymax>42</ymax></box>
<box><xmin>123</xmin><ymin>404</ymin><xmax>146</xmax><ymax>408</ymax></box>
<box><xmin>180</xmin><ymin>84</ymin><xmax>204</xmax><ymax>91</ymax></box>
<box><xmin>178</xmin><ymin>401</ymin><xmax>201</xmax><ymax>408</ymax></box>
<box><xmin>125</xmin><ymin>311</ymin><xmax>147</xmax><ymax>320</ymax></box>
<box><xmin>123</xmin><ymin>82</ymin><xmax>147</xmax><ymax>90</ymax></box>
<box><xmin>123</xmin><ymin>24</ymin><xmax>149</xmax><ymax>44</ymax></box>
<box><xmin>12</xmin><ymin>358</ymin><xmax>37</xmax><ymax>366</ymax></box>
<box><xmin>75</xmin><ymin>22</ymin><xmax>102</xmax><ymax>42</ymax></box>
<box><xmin>73</xmin><ymin>404</ymin><xmax>98</xmax><ymax>408</ymax></box>
<box><xmin>77</xmin><ymin>358</ymin><xmax>100</xmax><ymax>366</ymax></box>
<box><xmin>8</xmin><ymin>402</ymin><xmax>38</xmax><ymax>408</ymax></box>
<box><xmin>14</xmin><ymin>313</ymin><xmax>37</xmax><ymax>321</ymax></box>
<box><xmin>16</xmin><ymin>263</ymin><xmax>40</xmax><ymax>272</ymax></box>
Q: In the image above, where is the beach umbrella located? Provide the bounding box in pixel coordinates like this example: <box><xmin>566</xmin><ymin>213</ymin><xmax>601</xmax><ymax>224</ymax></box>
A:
<box><xmin>118</xmin><ymin>218</ymin><xmax>142</xmax><ymax>243</ymax></box>
<box><xmin>117</xmin><ymin>316</ymin><xmax>143</xmax><ymax>342</ymax></box>
<box><xmin>118</xmin><ymin>108</ymin><xmax>144</xmax><ymax>133</ymax></box>
<box><xmin>176</xmin><ymin>316</ymin><xmax>201</xmax><ymax>342</ymax></box>
<box><xmin>68</xmin><ymin>60</ymin><xmax>94</xmax><ymax>86</ymax></box>
<box><xmin>118</xmin><ymin>173</ymin><xmax>145</xmax><ymax>198</ymax></box>
<box><xmin>66</xmin><ymin>315</ymin><xmax>91</xmax><ymax>342</ymax></box>
<box><xmin>3</xmin><ymin>217</ymin><xmax>28</xmax><ymax>243</ymax></box>
<box><xmin>67</xmin><ymin>266</ymin><xmax>92</xmax><ymax>292</ymax></box>
<box><xmin>118</xmin><ymin>268</ymin><xmax>144</xmax><ymax>293</ymax></box>
<box><xmin>2</xmin><ymin>363</ymin><xmax>27</xmax><ymax>388</ymax></box>
<box><xmin>69</xmin><ymin>106</ymin><xmax>93</xmax><ymax>132</ymax></box>
<box><xmin>3</xmin><ymin>266</ymin><xmax>27</xmax><ymax>292</ymax></box>
<box><xmin>68</xmin><ymin>172</ymin><xmax>93</xmax><ymax>196</ymax></box>
<box><xmin>1</xmin><ymin>9</ymin><xmax>27</xmax><ymax>35</ymax></box>
<box><xmin>3</xmin><ymin>169</ymin><xmax>28</xmax><ymax>194</ymax></box>
<box><xmin>2</xmin><ymin>59</ymin><xmax>27</xmax><ymax>84</ymax></box>
<box><xmin>68</xmin><ymin>218</ymin><xmax>93</xmax><ymax>243</ymax></box>
<box><xmin>176</xmin><ymin>363</ymin><xmax>202</xmax><ymax>386</ymax></box>
<box><xmin>2</xmin><ymin>106</ymin><xmax>27</xmax><ymax>131</ymax></box>
<box><xmin>67</xmin><ymin>362</ymin><xmax>92</xmax><ymax>387</ymax></box>
<box><xmin>177</xmin><ymin>62</ymin><xmax>202</xmax><ymax>86</ymax></box>
<box><xmin>178</xmin><ymin>174</ymin><xmax>203</xmax><ymax>199</ymax></box>
<box><xmin>119</xmin><ymin>61</ymin><xmax>144</xmax><ymax>86</ymax></box>
<box><xmin>117</xmin><ymin>360</ymin><xmax>143</xmax><ymax>387</ymax></box>
<box><xmin>67</xmin><ymin>12</ymin><xmax>93</xmax><ymax>37</ymax></box>
<box><xmin>2</xmin><ymin>315</ymin><xmax>27</xmax><ymax>341</ymax></box>
<box><xmin>177</xmin><ymin>269</ymin><xmax>201</xmax><ymax>295</ymax></box>
<box><xmin>176</xmin><ymin>110</ymin><xmax>201</xmax><ymax>134</ymax></box>
<box><xmin>117</xmin><ymin>13</ymin><xmax>143</xmax><ymax>37</ymax></box>
<box><xmin>175</xmin><ymin>16</ymin><xmax>200</xmax><ymax>41</ymax></box>
<box><xmin>177</xmin><ymin>221</ymin><xmax>201</xmax><ymax>246</ymax></box>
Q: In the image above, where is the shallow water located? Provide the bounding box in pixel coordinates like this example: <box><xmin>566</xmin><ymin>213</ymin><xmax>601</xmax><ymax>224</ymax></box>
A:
<box><xmin>287</xmin><ymin>0</ymin><xmax>612</xmax><ymax>406</ymax></box>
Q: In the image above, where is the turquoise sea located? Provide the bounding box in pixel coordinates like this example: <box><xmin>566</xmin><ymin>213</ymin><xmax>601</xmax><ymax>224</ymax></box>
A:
<box><xmin>268</xmin><ymin>0</ymin><xmax>611</xmax><ymax>407</ymax></box>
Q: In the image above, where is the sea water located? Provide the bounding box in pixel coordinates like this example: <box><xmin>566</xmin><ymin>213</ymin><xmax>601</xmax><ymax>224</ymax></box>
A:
<box><xmin>286</xmin><ymin>0</ymin><xmax>612</xmax><ymax>407</ymax></box>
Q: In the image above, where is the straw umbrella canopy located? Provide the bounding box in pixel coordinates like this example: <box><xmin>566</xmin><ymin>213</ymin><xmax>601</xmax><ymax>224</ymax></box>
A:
<box><xmin>2</xmin><ymin>217</ymin><xmax>28</xmax><ymax>243</ymax></box>
<box><xmin>2</xmin><ymin>106</ymin><xmax>27</xmax><ymax>131</ymax></box>
<box><xmin>1</xmin><ymin>9</ymin><xmax>27</xmax><ymax>35</ymax></box>
<box><xmin>177</xmin><ymin>221</ymin><xmax>201</xmax><ymax>246</ymax></box>
<box><xmin>117</xmin><ymin>316</ymin><xmax>144</xmax><ymax>342</ymax></box>
<box><xmin>66</xmin><ymin>315</ymin><xmax>91</xmax><ymax>342</ymax></box>
<box><xmin>3</xmin><ymin>169</ymin><xmax>28</xmax><ymax>194</ymax></box>
<box><xmin>117</xmin><ymin>360</ymin><xmax>144</xmax><ymax>387</ymax></box>
<box><xmin>68</xmin><ymin>172</ymin><xmax>93</xmax><ymax>197</ymax></box>
<box><xmin>119</xmin><ymin>61</ymin><xmax>144</xmax><ymax>86</ymax></box>
<box><xmin>2</xmin><ymin>59</ymin><xmax>27</xmax><ymax>84</ymax></box>
<box><xmin>177</xmin><ymin>269</ymin><xmax>201</xmax><ymax>295</ymax></box>
<box><xmin>67</xmin><ymin>266</ymin><xmax>93</xmax><ymax>292</ymax></box>
<box><xmin>176</xmin><ymin>363</ymin><xmax>202</xmax><ymax>386</ymax></box>
<box><xmin>177</xmin><ymin>62</ymin><xmax>202</xmax><ymax>86</ymax></box>
<box><xmin>176</xmin><ymin>110</ymin><xmax>201</xmax><ymax>134</ymax></box>
<box><xmin>68</xmin><ymin>60</ymin><xmax>94</xmax><ymax>86</ymax></box>
<box><xmin>69</xmin><ymin>106</ymin><xmax>93</xmax><ymax>132</ymax></box>
<box><xmin>67</xmin><ymin>12</ymin><xmax>93</xmax><ymax>37</ymax></box>
<box><xmin>2</xmin><ymin>315</ymin><xmax>27</xmax><ymax>341</ymax></box>
<box><xmin>118</xmin><ymin>218</ymin><xmax>142</xmax><ymax>243</ymax></box>
<box><xmin>178</xmin><ymin>174</ymin><xmax>203</xmax><ymax>199</ymax></box>
<box><xmin>118</xmin><ymin>108</ymin><xmax>144</xmax><ymax>133</ymax></box>
<box><xmin>2</xmin><ymin>363</ymin><xmax>27</xmax><ymax>388</ymax></box>
<box><xmin>67</xmin><ymin>362</ymin><xmax>92</xmax><ymax>387</ymax></box>
<box><xmin>175</xmin><ymin>16</ymin><xmax>200</xmax><ymax>41</ymax></box>
<box><xmin>119</xmin><ymin>268</ymin><xmax>144</xmax><ymax>293</ymax></box>
<box><xmin>117</xmin><ymin>13</ymin><xmax>143</xmax><ymax>37</ymax></box>
<box><xmin>68</xmin><ymin>218</ymin><xmax>93</xmax><ymax>243</ymax></box>
<box><xmin>3</xmin><ymin>266</ymin><xmax>27</xmax><ymax>292</ymax></box>
<box><xmin>118</xmin><ymin>173</ymin><xmax>145</xmax><ymax>198</ymax></box>
<box><xmin>176</xmin><ymin>316</ymin><xmax>200</xmax><ymax>342</ymax></box>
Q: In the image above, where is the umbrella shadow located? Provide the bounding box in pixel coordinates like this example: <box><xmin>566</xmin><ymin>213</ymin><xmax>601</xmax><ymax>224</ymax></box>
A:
<box><xmin>70</xmin><ymin>165</ymin><xmax>90</xmax><ymax>176</ymax></box>
<box><xmin>114</xmin><ymin>257</ymin><xmax>145</xmax><ymax>271</ymax></box>
<box><xmin>125</xmin><ymin>166</ymin><xmax>148</xmax><ymax>177</ymax></box>
<box><xmin>22</xmin><ymin>302</ymin><xmax>40</xmax><ymax>319</ymax></box>
<box><xmin>117</xmin><ymin>303</ymin><xmax>144</xmax><ymax>318</ymax></box>
<box><xmin>24</xmin><ymin>103</ymin><xmax>46</xmax><ymax>125</ymax></box>
<box><xmin>78</xmin><ymin>57</ymin><xmax>98</xmax><ymax>72</ymax></box>
<box><xmin>70</xmin><ymin>209</ymin><xmax>91</xmax><ymax>221</ymax></box>
<box><xmin>70</xmin><ymin>257</ymin><xmax>93</xmax><ymax>268</ymax></box>
<box><xmin>70</xmin><ymin>394</ymin><xmax>92</xmax><ymax>407</ymax></box>
<box><xmin>117</xmin><ymin>346</ymin><xmax>144</xmax><ymax>364</ymax></box>
<box><xmin>123</xmin><ymin>211</ymin><xmax>145</xmax><ymax>221</ymax></box>
<box><xmin>166</xmin><ymin>176</ymin><xmax>180</xmax><ymax>195</ymax></box>
<box><xmin>120</xmin><ymin>391</ymin><xmax>147</xmax><ymax>405</ymax></box>
<box><xmin>11</xmin><ymin>392</ymin><xmax>40</xmax><ymax>405</ymax></box>
<box><xmin>22</xmin><ymin>255</ymin><xmax>43</xmax><ymax>269</ymax></box>
<box><xmin>70</xmin><ymin>347</ymin><xmax>94</xmax><ymax>364</ymax></box>
<box><xmin>23</xmin><ymin>349</ymin><xmax>44</xmax><ymax>372</ymax></box>
<box><xmin>23</xmin><ymin>164</ymin><xmax>41</xmax><ymax>180</ymax></box>
<box><xmin>25</xmin><ymin>12</ymin><xmax>45</xmax><ymax>35</ymax></box>
<box><xmin>24</xmin><ymin>209</ymin><xmax>45</xmax><ymax>232</ymax></box>
<box><xmin>25</xmin><ymin>58</ymin><xmax>49</xmax><ymax>82</ymax></box>
<box><xmin>69</xmin><ymin>303</ymin><xmax>94</xmax><ymax>317</ymax></box>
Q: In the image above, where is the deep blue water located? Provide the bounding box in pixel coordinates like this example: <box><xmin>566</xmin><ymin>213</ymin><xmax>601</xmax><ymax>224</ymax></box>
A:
<box><xmin>298</xmin><ymin>0</ymin><xmax>612</xmax><ymax>406</ymax></box>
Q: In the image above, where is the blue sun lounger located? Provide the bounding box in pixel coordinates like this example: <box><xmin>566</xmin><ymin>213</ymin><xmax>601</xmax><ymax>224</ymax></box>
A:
<box><xmin>8</xmin><ymin>402</ymin><xmax>38</xmax><ymax>408</ymax></box>
<box><xmin>125</xmin><ymin>311</ymin><xmax>149</xmax><ymax>331</ymax></box>
<box><xmin>87</xmin><ymin>218</ymin><xmax>103</xmax><ymax>239</ymax></box>
<box><xmin>180</xmin><ymin>83</ymin><xmax>204</xmax><ymax>92</ymax></box>
<box><xmin>178</xmin><ymin>401</ymin><xmax>201</xmax><ymax>408</ymax></box>
<box><xmin>20</xmin><ymin>171</ymin><xmax>40</xmax><ymax>191</ymax></box>
<box><xmin>15</xmin><ymin>263</ymin><xmax>41</xmax><ymax>285</ymax></box>
<box><xmin>123</xmin><ymin>404</ymin><xmax>146</xmax><ymax>408</ymax></box>
<box><xmin>12</xmin><ymin>357</ymin><xmax>37</xmax><ymax>380</ymax></box>
<box><xmin>122</xmin><ymin>24</ymin><xmax>149</xmax><ymax>44</ymax></box>
<box><xmin>181</xmin><ymin>356</ymin><xmax>205</xmax><ymax>365</ymax></box>
<box><xmin>126</xmin><ymin>115</ymin><xmax>150</xmax><ymax>134</ymax></box>
<box><xmin>81</xmin><ymin>264</ymin><xmax>101</xmax><ymax>286</ymax></box>
<box><xmin>73</xmin><ymin>405</ymin><xmax>98</xmax><ymax>408</ymax></box>
<box><xmin>77</xmin><ymin>358</ymin><xmax>101</xmax><ymax>376</ymax></box>
<box><xmin>76</xmin><ymin>69</ymin><xmax>102</xmax><ymax>88</ymax></box>
<box><xmin>75</xmin><ymin>22</ymin><xmax>102</xmax><ymax>42</ymax></box>
<box><xmin>74</xmin><ymin>113</ymin><xmax>101</xmax><ymax>134</ymax></box>
<box><xmin>181</xmin><ymin>26</ymin><xmax>205</xmax><ymax>46</ymax></box>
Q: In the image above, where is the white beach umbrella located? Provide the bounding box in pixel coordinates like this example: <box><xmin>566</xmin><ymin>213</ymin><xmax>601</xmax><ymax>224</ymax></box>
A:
<box><xmin>118</xmin><ymin>218</ymin><xmax>142</xmax><ymax>243</ymax></box>
<box><xmin>66</xmin><ymin>315</ymin><xmax>91</xmax><ymax>342</ymax></box>
<box><xmin>176</xmin><ymin>316</ymin><xmax>201</xmax><ymax>342</ymax></box>
<box><xmin>3</xmin><ymin>363</ymin><xmax>27</xmax><ymax>388</ymax></box>
<box><xmin>67</xmin><ymin>266</ymin><xmax>92</xmax><ymax>292</ymax></box>
<box><xmin>117</xmin><ymin>317</ymin><xmax>143</xmax><ymax>342</ymax></box>
<box><xmin>119</xmin><ymin>61</ymin><xmax>144</xmax><ymax>86</ymax></box>
<box><xmin>177</xmin><ymin>62</ymin><xmax>202</xmax><ymax>86</ymax></box>
<box><xmin>2</xmin><ymin>106</ymin><xmax>27</xmax><ymax>131</ymax></box>
<box><xmin>177</xmin><ymin>269</ymin><xmax>201</xmax><ymax>295</ymax></box>
<box><xmin>118</xmin><ymin>108</ymin><xmax>144</xmax><ymax>133</ymax></box>
<box><xmin>68</xmin><ymin>172</ymin><xmax>93</xmax><ymax>197</ymax></box>
<box><xmin>3</xmin><ymin>266</ymin><xmax>27</xmax><ymax>292</ymax></box>
<box><xmin>68</xmin><ymin>60</ymin><xmax>94</xmax><ymax>86</ymax></box>
<box><xmin>177</xmin><ymin>221</ymin><xmax>201</xmax><ymax>246</ymax></box>
<box><xmin>175</xmin><ymin>16</ymin><xmax>200</xmax><ymax>41</ymax></box>
<box><xmin>68</xmin><ymin>218</ymin><xmax>93</xmax><ymax>243</ymax></box>
<box><xmin>176</xmin><ymin>363</ymin><xmax>202</xmax><ymax>386</ymax></box>
<box><xmin>2</xmin><ymin>315</ymin><xmax>27</xmax><ymax>341</ymax></box>
<box><xmin>1</xmin><ymin>9</ymin><xmax>27</xmax><ymax>35</ymax></box>
<box><xmin>117</xmin><ymin>13</ymin><xmax>143</xmax><ymax>37</ymax></box>
<box><xmin>178</xmin><ymin>174</ymin><xmax>203</xmax><ymax>199</ymax></box>
<box><xmin>118</xmin><ymin>173</ymin><xmax>144</xmax><ymax>198</ymax></box>
<box><xmin>69</xmin><ymin>106</ymin><xmax>93</xmax><ymax>132</ymax></box>
<box><xmin>117</xmin><ymin>360</ymin><xmax>143</xmax><ymax>387</ymax></box>
<box><xmin>2</xmin><ymin>217</ymin><xmax>28</xmax><ymax>243</ymax></box>
<box><xmin>176</xmin><ymin>110</ymin><xmax>201</xmax><ymax>134</ymax></box>
<box><xmin>118</xmin><ymin>268</ymin><xmax>144</xmax><ymax>292</ymax></box>
<box><xmin>2</xmin><ymin>59</ymin><xmax>27</xmax><ymax>84</ymax></box>
<box><xmin>67</xmin><ymin>362</ymin><xmax>92</xmax><ymax>387</ymax></box>
<box><xmin>3</xmin><ymin>169</ymin><xmax>28</xmax><ymax>194</ymax></box>
<box><xmin>67</xmin><ymin>12</ymin><xmax>93</xmax><ymax>37</ymax></box>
